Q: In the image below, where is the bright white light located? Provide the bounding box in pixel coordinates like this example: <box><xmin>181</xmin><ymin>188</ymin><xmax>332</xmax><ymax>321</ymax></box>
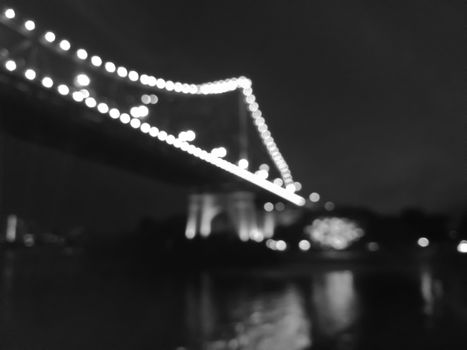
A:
<box><xmin>59</xmin><ymin>39</ymin><xmax>71</xmax><ymax>51</ymax></box>
<box><xmin>24</xmin><ymin>20</ymin><xmax>35</xmax><ymax>31</ymax></box>
<box><xmin>276</xmin><ymin>240</ymin><xmax>287</xmax><ymax>252</ymax></box>
<box><xmin>128</xmin><ymin>70</ymin><xmax>139</xmax><ymax>81</ymax></box>
<box><xmin>238</xmin><ymin>158</ymin><xmax>249</xmax><ymax>169</ymax></box>
<box><xmin>259</xmin><ymin>164</ymin><xmax>270</xmax><ymax>172</ymax></box>
<box><xmin>72</xmin><ymin>91</ymin><xmax>85</xmax><ymax>102</ymax></box>
<box><xmin>286</xmin><ymin>183</ymin><xmax>296</xmax><ymax>192</ymax></box>
<box><xmin>85</xmin><ymin>97</ymin><xmax>97</xmax><ymax>108</ymax></box>
<box><xmin>130</xmin><ymin>105</ymin><xmax>149</xmax><ymax>118</ymax></box>
<box><xmin>305</xmin><ymin>217</ymin><xmax>364</xmax><ymax>250</ymax></box>
<box><xmin>130</xmin><ymin>118</ymin><xmax>141</xmax><ymax>129</ymax></box>
<box><xmin>76</xmin><ymin>49</ymin><xmax>88</xmax><ymax>60</ymax></box>
<box><xmin>44</xmin><ymin>31</ymin><xmax>56</xmax><ymax>43</ymax></box>
<box><xmin>157</xmin><ymin>130</ymin><xmax>168</xmax><ymax>141</ymax></box>
<box><xmin>91</xmin><ymin>56</ymin><xmax>102</xmax><ymax>67</ymax></box>
<box><xmin>57</xmin><ymin>84</ymin><xmax>69</xmax><ymax>95</ymax></box>
<box><xmin>294</xmin><ymin>182</ymin><xmax>302</xmax><ymax>191</ymax></box>
<box><xmin>417</xmin><ymin>237</ymin><xmax>430</xmax><ymax>248</ymax></box>
<box><xmin>309</xmin><ymin>192</ymin><xmax>320</xmax><ymax>203</ymax></box>
<box><xmin>97</xmin><ymin>102</ymin><xmax>109</xmax><ymax>114</ymax></box>
<box><xmin>120</xmin><ymin>113</ymin><xmax>130</xmax><ymax>124</ymax></box>
<box><xmin>256</xmin><ymin>169</ymin><xmax>269</xmax><ymax>179</ymax></box>
<box><xmin>75</xmin><ymin>73</ymin><xmax>90</xmax><ymax>87</ymax></box>
<box><xmin>299</xmin><ymin>240</ymin><xmax>311</xmax><ymax>251</ymax></box>
<box><xmin>264</xmin><ymin>202</ymin><xmax>274</xmax><ymax>212</ymax></box>
<box><xmin>273</xmin><ymin>178</ymin><xmax>284</xmax><ymax>187</ymax></box>
<box><xmin>117</xmin><ymin>66</ymin><xmax>128</xmax><ymax>78</ymax></box>
<box><xmin>457</xmin><ymin>240</ymin><xmax>467</xmax><ymax>254</ymax></box>
<box><xmin>5</xmin><ymin>60</ymin><xmax>16</xmax><ymax>71</ymax></box>
<box><xmin>211</xmin><ymin>147</ymin><xmax>227</xmax><ymax>158</ymax></box>
<box><xmin>4</xmin><ymin>9</ymin><xmax>15</xmax><ymax>19</ymax></box>
<box><xmin>141</xmin><ymin>94</ymin><xmax>151</xmax><ymax>104</ymax></box>
<box><xmin>24</xmin><ymin>69</ymin><xmax>36</xmax><ymax>80</ymax></box>
<box><xmin>140</xmin><ymin>123</ymin><xmax>151</xmax><ymax>133</ymax></box>
<box><xmin>104</xmin><ymin>61</ymin><xmax>116</xmax><ymax>73</ymax></box>
<box><xmin>109</xmin><ymin>108</ymin><xmax>120</xmax><ymax>119</ymax></box>
<box><xmin>41</xmin><ymin>76</ymin><xmax>53</xmax><ymax>88</ymax></box>
<box><xmin>149</xmin><ymin>127</ymin><xmax>159</xmax><ymax>137</ymax></box>
<box><xmin>150</xmin><ymin>94</ymin><xmax>158</xmax><ymax>104</ymax></box>
<box><xmin>180</xmin><ymin>130</ymin><xmax>196</xmax><ymax>142</ymax></box>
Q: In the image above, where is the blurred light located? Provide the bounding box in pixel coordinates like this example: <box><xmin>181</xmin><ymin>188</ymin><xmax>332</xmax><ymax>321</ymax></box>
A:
<box><xmin>286</xmin><ymin>183</ymin><xmax>296</xmax><ymax>192</ymax></box>
<box><xmin>141</xmin><ymin>94</ymin><xmax>151</xmax><ymax>104</ymax></box>
<box><xmin>97</xmin><ymin>102</ymin><xmax>109</xmax><ymax>114</ymax></box>
<box><xmin>417</xmin><ymin>237</ymin><xmax>430</xmax><ymax>248</ymax></box>
<box><xmin>24</xmin><ymin>20</ymin><xmax>35</xmax><ymax>31</ymax></box>
<box><xmin>305</xmin><ymin>217</ymin><xmax>364</xmax><ymax>250</ymax></box>
<box><xmin>57</xmin><ymin>84</ymin><xmax>69</xmax><ymax>95</ymax></box>
<box><xmin>104</xmin><ymin>61</ymin><xmax>116</xmax><ymax>73</ymax></box>
<box><xmin>150</xmin><ymin>94</ymin><xmax>158</xmax><ymax>104</ymax></box>
<box><xmin>140</xmin><ymin>123</ymin><xmax>150</xmax><ymax>133</ymax></box>
<box><xmin>75</xmin><ymin>73</ymin><xmax>90</xmax><ymax>87</ymax></box>
<box><xmin>259</xmin><ymin>163</ymin><xmax>270</xmax><ymax>172</ymax></box>
<box><xmin>276</xmin><ymin>240</ymin><xmax>287</xmax><ymax>251</ymax></box>
<box><xmin>85</xmin><ymin>97</ymin><xmax>96</xmax><ymax>108</ymax></box>
<box><xmin>76</xmin><ymin>48</ymin><xmax>88</xmax><ymax>60</ymax></box>
<box><xmin>325</xmin><ymin>201</ymin><xmax>335</xmax><ymax>211</ymax></box>
<box><xmin>256</xmin><ymin>169</ymin><xmax>269</xmax><ymax>179</ymax></box>
<box><xmin>44</xmin><ymin>31</ymin><xmax>56</xmax><ymax>43</ymax></box>
<box><xmin>117</xmin><ymin>66</ymin><xmax>128</xmax><ymax>78</ymax></box>
<box><xmin>91</xmin><ymin>55</ymin><xmax>102</xmax><ymax>67</ymax></box>
<box><xmin>149</xmin><ymin>127</ymin><xmax>159</xmax><ymax>137</ymax></box>
<box><xmin>59</xmin><ymin>39</ymin><xmax>71</xmax><ymax>51</ymax></box>
<box><xmin>128</xmin><ymin>70</ymin><xmax>139</xmax><ymax>81</ymax></box>
<box><xmin>264</xmin><ymin>202</ymin><xmax>274</xmax><ymax>212</ymax></box>
<box><xmin>273</xmin><ymin>178</ymin><xmax>284</xmax><ymax>187</ymax></box>
<box><xmin>41</xmin><ymin>76</ymin><xmax>53</xmax><ymax>88</ymax></box>
<box><xmin>109</xmin><ymin>108</ymin><xmax>120</xmax><ymax>119</ymax></box>
<box><xmin>211</xmin><ymin>147</ymin><xmax>227</xmax><ymax>158</ymax></box>
<box><xmin>4</xmin><ymin>8</ymin><xmax>15</xmax><ymax>19</ymax></box>
<box><xmin>238</xmin><ymin>158</ymin><xmax>249</xmax><ymax>169</ymax></box>
<box><xmin>367</xmin><ymin>242</ymin><xmax>379</xmax><ymax>252</ymax></box>
<box><xmin>130</xmin><ymin>118</ymin><xmax>141</xmax><ymax>129</ymax></box>
<box><xmin>299</xmin><ymin>240</ymin><xmax>311</xmax><ymax>251</ymax></box>
<box><xmin>5</xmin><ymin>60</ymin><xmax>16</xmax><ymax>71</ymax></box>
<box><xmin>275</xmin><ymin>202</ymin><xmax>285</xmax><ymax>211</ymax></box>
<box><xmin>130</xmin><ymin>105</ymin><xmax>149</xmax><ymax>118</ymax></box>
<box><xmin>119</xmin><ymin>113</ymin><xmax>130</xmax><ymax>124</ymax></box>
<box><xmin>457</xmin><ymin>240</ymin><xmax>467</xmax><ymax>254</ymax></box>
<box><xmin>24</xmin><ymin>68</ymin><xmax>36</xmax><ymax>80</ymax></box>
<box><xmin>72</xmin><ymin>91</ymin><xmax>85</xmax><ymax>102</ymax></box>
<box><xmin>294</xmin><ymin>182</ymin><xmax>302</xmax><ymax>191</ymax></box>
<box><xmin>309</xmin><ymin>192</ymin><xmax>320</xmax><ymax>203</ymax></box>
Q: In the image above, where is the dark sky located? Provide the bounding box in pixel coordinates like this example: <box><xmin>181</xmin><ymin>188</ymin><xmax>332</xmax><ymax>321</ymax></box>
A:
<box><xmin>9</xmin><ymin>0</ymin><xmax>466</xmax><ymax>215</ymax></box>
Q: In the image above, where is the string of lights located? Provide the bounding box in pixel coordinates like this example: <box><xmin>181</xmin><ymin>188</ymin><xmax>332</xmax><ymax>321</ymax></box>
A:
<box><xmin>2</xmin><ymin>55</ymin><xmax>306</xmax><ymax>206</ymax></box>
<box><xmin>0</xmin><ymin>6</ymin><xmax>296</xmax><ymax>187</ymax></box>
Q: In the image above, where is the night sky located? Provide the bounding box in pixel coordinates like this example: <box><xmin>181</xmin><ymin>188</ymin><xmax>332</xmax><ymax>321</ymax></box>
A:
<box><xmin>8</xmin><ymin>0</ymin><xmax>465</xmax><ymax>216</ymax></box>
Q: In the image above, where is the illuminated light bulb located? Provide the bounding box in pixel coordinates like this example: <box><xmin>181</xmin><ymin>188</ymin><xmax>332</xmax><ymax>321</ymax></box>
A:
<box><xmin>157</xmin><ymin>130</ymin><xmax>168</xmax><ymax>141</ymax></box>
<box><xmin>79</xmin><ymin>89</ymin><xmax>90</xmax><ymax>98</ymax></box>
<box><xmin>104</xmin><ymin>62</ymin><xmax>116</xmax><ymax>73</ymax></box>
<box><xmin>294</xmin><ymin>182</ymin><xmax>302</xmax><ymax>191</ymax></box>
<box><xmin>4</xmin><ymin>8</ymin><xmax>15</xmax><ymax>19</ymax></box>
<box><xmin>156</xmin><ymin>78</ymin><xmax>166</xmax><ymax>89</ymax></box>
<box><xmin>75</xmin><ymin>73</ymin><xmax>90</xmax><ymax>87</ymax></box>
<box><xmin>238</xmin><ymin>158</ymin><xmax>249</xmax><ymax>169</ymax></box>
<box><xmin>150</xmin><ymin>94</ymin><xmax>158</xmax><ymax>104</ymax></box>
<box><xmin>211</xmin><ymin>147</ymin><xmax>227</xmax><ymax>158</ymax></box>
<box><xmin>109</xmin><ymin>108</ymin><xmax>120</xmax><ymax>119</ymax></box>
<box><xmin>166</xmin><ymin>134</ymin><xmax>175</xmax><ymax>145</ymax></box>
<box><xmin>119</xmin><ymin>113</ymin><xmax>130</xmax><ymax>124</ymax></box>
<box><xmin>309</xmin><ymin>192</ymin><xmax>320</xmax><ymax>203</ymax></box>
<box><xmin>97</xmin><ymin>103</ymin><xmax>109</xmax><ymax>114</ymax></box>
<box><xmin>125</xmin><ymin>70</ymin><xmax>137</xmax><ymax>81</ymax></box>
<box><xmin>148</xmin><ymin>76</ymin><xmax>157</xmax><ymax>87</ymax></box>
<box><xmin>149</xmin><ymin>127</ymin><xmax>159</xmax><ymax>137</ymax></box>
<box><xmin>286</xmin><ymin>183</ymin><xmax>296</xmax><ymax>192</ymax></box>
<box><xmin>76</xmin><ymin>48</ymin><xmax>88</xmax><ymax>60</ymax></box>
<box><xmin>24</xmin><ymin>20</ymin><xmax>35</xmax><ymax>31</ymax></box>
<box><xmin>184</xmin><ymin>130</ymin><xmax>196</xmax><ymax>142</ymax></box>
<box><xmin>174</xmin><ymin>82</ymin><xmax>183</xmax><ymax>92</ymax></box>
<box><xmin>57</xmin><ymin>84</ymin><xmax>69</xmax><ymax>96</ymax></box>
<box><xmin>91</xmin><ymin>55</ymin><xmax>102</xmax><ymax>67</ymax></box>
<box><xmin>417</xmin><ymin>237</ymin><xmax>429</xmax><ymax>248</ymax></box>
<box><xmin>117</xmin><ymin>66</ymin><xmax>127</xmax><ymax>78</ymax></box>
<box><xmin>141</xmin><ymin>94</ymin><xmax>151</xmax><ymax>104</ymax></box>
<box><xmin>41</xmin><ymin>76</ymin><xmax>53</xmax><ymax>88</ymax></box>
<box><xmin>5</xmin><ymin>60</ymin><xmax>16</xmax><ymax>71</ymax></box>
<box><xmin>140</xmin><ymin>123</ymin><xmax>150</xmax><ymax>133</ymax></box>
<box><xmin>85</xmin><ymin>97</ymin><xmax>97</xmax><ymax>108</ymax></box>
<box><xmin>59</xmin><ymin>39</ymin><xmax>71</xmax><ymax>51</ymax></box>
<box><xmin>299</xmin><ymin>240</ymin><xmax>311</xmax><ymax>251</ymax></box>
<box><xmin>165</xmin><ymin>80</ymin><xmax>175</xmax><ymax>91</ymax></box>
<box><xmin>246</xmin><ymin>95</ymin><xmax>255</xmax><ymax>104</ymax></box>
<box><xmin>276</xmin><ymin>240</ymin><xmax>287</xmax><ymax>252</ymax></box>
<box><xmin>44</xmin><ymin>31</ymin><xmax>56</xmax><ymax>43</ymax></box>
<box><xmin>72</xmin><ymin>91</ymin><xmax>85</xmax><ymax>102</ymax></box>
<box><xmin>130</xmin><ymin>118</ymin><xmax>141</xmax><ymax>129</ymax></box>
<box><xmin>457</xmin><ymin>240</ymin><xmax>467</xmax><ymax>254</ymax></box>
<box><xmin>24</xmin><ymin>68</ymin><xmax>36</xmax><ymax>80</ymax></box>
<box><xmin>256</xmin><ymin>169</ymin><xmax>269</xmax><ymax>179</ymax></box>
<box><xmin>140</xmin><ymin>74</ymin><xmax>150</xmax><ymax>85</ymax></box>
<box><xmin>273</xmin><ymin>178</ymin><xmax>284</xmax><ymax>187</ymax></box>
<box><xmin>264</xmin><ymin>202</ymin><xmax>274</xmax><ymax>212</ymax></box>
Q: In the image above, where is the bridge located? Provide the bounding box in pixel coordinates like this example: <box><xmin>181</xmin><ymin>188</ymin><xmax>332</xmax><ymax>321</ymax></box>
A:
<box><xmin>0</xmin><ymin>6</ymin><xmax>309</xmax><ymax>242</ymax></box>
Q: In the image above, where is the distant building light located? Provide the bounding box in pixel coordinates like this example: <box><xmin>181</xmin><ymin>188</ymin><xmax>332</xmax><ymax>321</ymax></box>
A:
<box><xmin>276</xmin><ymin>240</ymin><xmax>287</xmax><ymax>251</ymax></box>
<box><xmin>298</xmin><ymin>240</ymin><xmax>311</xmax><ymax>251</ymax></box>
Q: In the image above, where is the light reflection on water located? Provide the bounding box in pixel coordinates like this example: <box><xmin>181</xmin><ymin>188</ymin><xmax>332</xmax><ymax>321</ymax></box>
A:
<box><xmin>1</xmin><ymin>252</ymin><xmax>467</xmax><ymax>350</ymax></box>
